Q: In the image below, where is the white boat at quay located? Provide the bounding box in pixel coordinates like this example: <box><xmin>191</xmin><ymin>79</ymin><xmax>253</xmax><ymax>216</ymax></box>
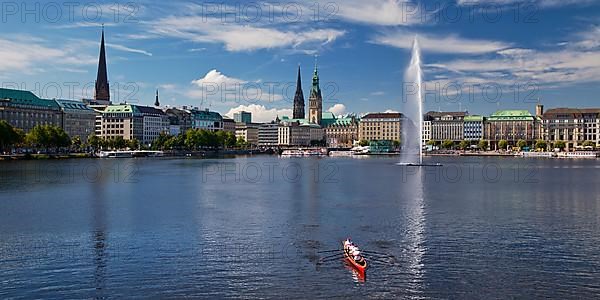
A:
<box><xmin>556</xmin><ymin>151</ymin><xmax>599</xmax><ymax>158</ymax></box>
<box><xmin>280</xmin><ymin>148</ymin><xmax>327</xmax><ymax>157</ymax></box>
<box><xmin>521</xmin><ymin>152</ymin><xmax>555</xmax><ymax>158</ymax></box>
<box><xmin>97</xmin><ymin>150</ymin><xmax>164</xmax><ymax>158</ymax></box>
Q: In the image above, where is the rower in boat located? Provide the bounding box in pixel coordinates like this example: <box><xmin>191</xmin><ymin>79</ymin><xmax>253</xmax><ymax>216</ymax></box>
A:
<box><xmin>342</xmin><ymin>238</ymin><xmax>367</xmax><ymax>273</ymax></box>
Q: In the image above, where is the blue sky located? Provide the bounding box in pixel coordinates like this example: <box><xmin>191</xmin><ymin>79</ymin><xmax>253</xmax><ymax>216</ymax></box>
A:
<box><xmin>1</xmin><ymin>0</ymin><xmax>599</xmax><ymax>121</ymax></box>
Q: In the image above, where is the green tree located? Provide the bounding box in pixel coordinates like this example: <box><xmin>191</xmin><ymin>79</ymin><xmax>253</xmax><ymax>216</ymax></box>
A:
<box><xmin>478</xmin><ymin>140</ymin><xmax>488</xmax><ymax>151</ymax></box>
<box><xmin>359</xmin><ymin>140</ymin><xmax>369</xmax><ymax>147</ymax></box>
<box><xmin>442</xmin><ymin>139</ymin><xmax>454</xmax><ymax>149</ymax></box>
<box><xmin>0</xmin><ymin>120</ymin><xmax>23</xmax><ymax>152</ymax></box>
<box><xmin>236</xmin><ymin>136</ymin><xmax>248</xmax><ymax>149</ymax></box>
<box><xmin>458</xmin><ymin>140</ymin><xmax>470</xmax><ymax>150</ymax></box>
<box><xmin>498</xmin><ymin>139</ymin><xmax>508</xmax><ymax>150</ymax></box>
<box><xmin>554</xmin><ymin>140</ymin><xmax>566</xmax><ymax>151</ymax></box>
<box><xmin>426</xmin><ymin>140</ymin><xmax>438</xmax><ymax>146</ymax></box>
<box><xmin>25</xmin><ymin>125</ymin><xmax>70</xmax><ymax>152</ymax></box>
<box><xmin>215</xmin><ymin>130</ymin><xmax>228</xmax><ymax>148</ymax></box>
<box><xmin>534</xmin><ymin>140</ymin><xmax>547</xmax><ymax>151</ymax></box>
<box><xmin>152</xmin><ymin>132</ymin><xmax>171</xmax><ymax>150</ymax></box>
<box><xmin>225</xmin><ymin>132</ymin><xmax>237</xmax><ymax>148</ymax></box>
<box><xmin>128</xmin><ymin>138</ymin><xmax>140</xmax><ymax>150</ymax></box>
<box><xmin>88</xmin><ymin>134</ymin><xmax>101</xmax><ymax>152</ymax></box>
<box><xmin>71</xmin><ymin>136</ymin><xmax>82</xmax><ymax>151</ymax></box>
<box><xmin>392</xmin><ymin>140</ymin><xmax>401</xmax><ymax>149</ymax></box>
<box><xmin>517</xmin><ymin>139</ymin><xmax>527</xmax><ymax>150</ymax></box>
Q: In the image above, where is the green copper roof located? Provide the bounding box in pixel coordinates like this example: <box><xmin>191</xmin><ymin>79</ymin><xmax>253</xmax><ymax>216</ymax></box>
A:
<box><xmin>104</xmin><ymin>104</ymin><xmax>136</xmax><ymax>113</ymax></box>
<box><xmin>0</xmin><ymin>88</ymin><xmax>60</xmax><ymax>109</ymax></box>
<box><xmin>488</xmin><ymin>110</ymin><xmax>534</xmax><ymax>121</ymax></box>
<box><xmin>322</xmin><ymin>112</ymin><xmax>335</xmax><ymax>120</ymax></box>
<box><xmin>464</xmin><ymin>115</ymin><xmax>484</xmax><ymax>122</ymax></box>
<box><xmin>310</xmin><ymin>63</ymin><xmax>321</xmax><ymax>95</ymax></box>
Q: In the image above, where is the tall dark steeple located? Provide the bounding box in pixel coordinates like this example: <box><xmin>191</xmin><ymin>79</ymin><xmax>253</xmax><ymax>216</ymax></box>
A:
<box><xmin>308</xmin><ymin>57</ymin><xmax>322</xmax><ymax>125</ymax></box>
<box><xmin>94</xmin><ymin>25</ymin><xmax>110</xmax><ymax>103</ymax></box>
<box><xmin>154</xmin><ymin>90</ymin><xmax>160</xmax><ymax>107</ymax></box>
<box><xmin>292</xmin><ymin>65</ymin><xmax>305</xmax><ymax>119</ymax></box>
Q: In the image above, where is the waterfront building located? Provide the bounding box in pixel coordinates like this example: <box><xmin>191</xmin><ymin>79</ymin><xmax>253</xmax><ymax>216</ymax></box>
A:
<box><xmin>0</xmin><ymin>88</ymin><xmax>62</xmax><ymax>133</ymax></box>
<box><xmin>93</xmin><ymin>27</ymin><xmax>111</xmax><ymax>106</ymax></box>
<box><xmin>100</xmin><ymin>104</ymin><xmax>168</xmax><ymax>145</ymax></box>
<box><xmin>100</xmin><ymin>105</ymin><xmax>140</xmax><ymax>141</ymax></box>
<box><xmin>191</xmin><ymin>108</ymin><xmax>223</xmax><ymax>131</ymax></box>
<box><xmin>324</xmin><ymin>116</ymin><xmax>359</xmax><ymax>147</ymax></box>
<box><xmin>484</xmin><ymin>110</ymin><xmax>539</xmax><ymax>147</ymax></box>
<box><xmin>55</xmin><ymin>99</ymin><xmax>96</xmax><ymax>142</ymax></box>
<box><xmin>293</xmin><ymin>65</ymin><xmax>305</xmax><ymax>119</ymax></box>
<box><xmin>164</xmin><ymin>107</ymin><xmax>193</xmax><ymax>135</ymax></box>
<box><xmin>258</xmin><ymin>123</ymin><xmax>280</xmax><ymax>147</ymax></box>
<box><xmin>278</xmin><ymin>121</ymin><xmax>323</xmax><ymax>146</ymax></box>
<box><xmin>137</xmin><ymin>106</ymin><xmax>169</xmax><ymax>146</ymax></box>
<box><xmin>422</xmin><ymin>120</ymin><xmax>431</xmax><ymax>146</ymax></box>
<box><xmin>424</xmin><ymin>111</ymin><xmax>466</xmax><ymax>142</ymax></box>
<box><xmin>542</xmin><ymin>107</ymin><xmax>600</xmax><ymax>150</ymax></box>
<box><xmin>463</xmin><ymin>115</ymin><xmax>484</xmax><ymax>141</ymax></box>
<box><xmin>235</xmin><ymin>122</ymin><xmax>259</xmax><ymax>146</ymax></box>
<box><xmin>233</xmin><ymin>111</ymin><xmax>252</xmax><ymax>124</ymax></box>
<box><xmin>358</xmin><ymin>112</ymin><xmax>403</xmax><ymax>142</ymax></box>
<box><xmin>223</xmin><ymin>118</ymin><xmax>236</xmax><ymax>133</ymax></box>
<box><xmin>308</xmin><ymin>62</ymin><xmax>323</xmax><ymax>125</ymax></box>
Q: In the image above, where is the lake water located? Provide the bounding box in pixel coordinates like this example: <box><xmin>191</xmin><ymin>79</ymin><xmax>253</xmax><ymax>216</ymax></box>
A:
<box><xmin>1</xmin><ymin>156</ymin><xmax>599</xmax><ymax>299</ymax></box>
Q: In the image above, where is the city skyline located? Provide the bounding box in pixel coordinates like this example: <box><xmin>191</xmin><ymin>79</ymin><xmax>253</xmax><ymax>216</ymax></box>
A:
<box><xmin>1</xmin><ymin>0</ymin><xmax>599</xmax><ymax>123</ymax></box>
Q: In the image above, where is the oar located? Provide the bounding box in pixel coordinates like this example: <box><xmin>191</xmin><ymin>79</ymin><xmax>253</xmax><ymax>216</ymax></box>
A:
<box><xmin>316</xmin><ymin>249</ymin><xmax>341</xmax><ymax>253</ymax></box>
<box><xmin>363</xmin><ymin>255</ymin><xmax>395</xmax><ymax>264</ymax></box>
<box><xmin>317</xmin><ymin>256</ymin><xmax>344</xmax><ymax>265</ymax></box>
<box><xmin>362</xmin><ymin>250</ymin><xmax>393</xmax><ymax>256</ymax></box>
<box><xmin>319</xmin><ymin>252</ymin><xmax>343</xmax><ymax>259</ymax></box>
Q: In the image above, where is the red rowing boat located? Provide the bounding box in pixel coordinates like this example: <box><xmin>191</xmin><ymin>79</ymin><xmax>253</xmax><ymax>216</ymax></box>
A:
<box><xmin>342</xmin><ymin>240</ymin><xmax>367</xmax><ymax>274</ymax></box>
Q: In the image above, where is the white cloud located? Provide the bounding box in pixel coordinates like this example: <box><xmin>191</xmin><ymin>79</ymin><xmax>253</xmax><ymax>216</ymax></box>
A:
<box><xmin>371</xmin><ymin>91</ymin><xmax>386</xmax><ymax>96</ymax></box>
<box><xmin>457</xmin><ymin>0</ymin><xmax>597</xmax><ymax>8</ymax></box>
<box><xmin>0</xmin><ymin>37</ymin><xmax>96</xmax><ymax>74</ymax></box>
<box><xmin>384</xmin><ymin>109</ymin><xmax>400</xmax><ymax>113</ymax></box>
<box><xmin>188</xmin><ymin>70</ymin><xmax>283</xmax><ymax>106</ymax></box>
<box><xmin>327</xmin><ymin>103</ymin><xmax>347</xmax><ymax>116</ymax></box>
<box><xmin>149</xmin><ymin>15</ymin><xmax>345</xmax><ymax>52</ymax></box>
<box><xmin>106</xmin><ymin>43</ymin><xmax>153</xmax><ymax>56</ymax></box>
<box><xmin>191</xmin><ymin>69</ymin><xmax>247</xmax><ymax>87</ymax></box>
<box><xmin>225</xmin><ymin>104</ymin><xmax>292</xmax><ymax>123</ymax></box>
<box><xmin>373</xmin><ymin>31</ymin><xmax>510</xmax><ymax>54</ymax></box>
<box><xmin>332</xmin><ymin>0</ymin><xmax>422</xmax><ymax>26</ymax></box>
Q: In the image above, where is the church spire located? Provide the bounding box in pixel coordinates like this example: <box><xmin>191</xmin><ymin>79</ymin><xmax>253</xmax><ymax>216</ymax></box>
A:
<box><xmin>94</xmin><ymin>25</ymin><xmax>110</xmax><ymax>103</ymax></box>
<box><xmin>292</xmin><ymin>64</ymin><xmax>305</xmax><ymax>119</ymax></box>
<box><xmin>154</xmin><ymin>89</ymin><xmax>160</xmax><ymax>107</ymax></box>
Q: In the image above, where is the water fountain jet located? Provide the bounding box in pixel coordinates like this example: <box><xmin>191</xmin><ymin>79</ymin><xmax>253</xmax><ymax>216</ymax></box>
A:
<box><xmin>397</xmin><ymin>36</ymin><xmax>441</xmax><ymax>167</ymax></box>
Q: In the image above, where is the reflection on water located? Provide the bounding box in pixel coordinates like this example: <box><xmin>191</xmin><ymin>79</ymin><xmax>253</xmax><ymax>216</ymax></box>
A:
<box><xmin>343</xmin><ymin>261</ymin><xmax>366</xmax><ymax>283</ymax></box>
<box><xmin>91</xmin><ymin>181</ymin><xmax>107</xmax><ymax>298</ymax></box>
<box><xmin>1</xmin><ymin>157</ymin><xmax>600</xmax><ymax>298</ymax></box>
<box><xmin>400</xmin><ymin>167</ymin><xmax>426</xmax><ymax>295</ymax></box>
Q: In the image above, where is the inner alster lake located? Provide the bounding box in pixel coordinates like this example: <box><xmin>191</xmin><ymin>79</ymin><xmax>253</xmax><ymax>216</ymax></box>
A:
<box><xmin>1</xmin><ymin>156</ymin><xmax>599</xmax><ymax>298</ymax></box>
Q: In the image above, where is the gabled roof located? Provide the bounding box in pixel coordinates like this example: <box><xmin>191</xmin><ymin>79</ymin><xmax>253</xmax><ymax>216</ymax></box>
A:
<box><xmin>136</xmin><ymin>105</ymin><xmax>165</xmax><ymax>115</ymax></box>
<box><xmin>543</xmin><ymin>108</ymin><xmax>600</xmax><ymax>119</ymax></box>
<box><xmin>362</xmin><ymin>112</ymin><xmax>404</xmax><ymax>119</ymax></box>
<box><xmin>55</xmin><ymin>99</ymin><xmax>94</xmax><ymax>113</ymax></box>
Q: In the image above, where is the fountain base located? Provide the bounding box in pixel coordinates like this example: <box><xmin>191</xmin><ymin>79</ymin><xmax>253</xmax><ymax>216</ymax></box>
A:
<box><xmin>396</xmin><ymin>162</ymin><xmax>443</xmax><ymax>167</ymax></box>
